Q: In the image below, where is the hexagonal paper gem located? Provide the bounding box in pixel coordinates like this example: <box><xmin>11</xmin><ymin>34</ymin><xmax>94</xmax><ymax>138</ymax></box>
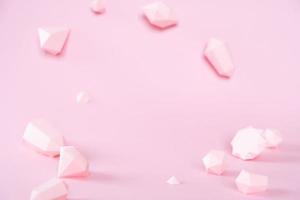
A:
<box><xmin>143</xmin><ymin>2</ymin><xmax>177</xmax><ymax>29</ymax></box>
<box><xmin>58</xmin><ymin>146</ymin><xmax>89</xmax><ymax>178</ymax></box>
<box><xmin>38</xmin><ymin>27</ymin><xmax>70</xmax><ymax>55</ymax></box>
<box><xmin>204</xmin><ymin>38</ymin><xmax>235</xmax><ymax>77</ymax></box>
<box><xmin>202</xmin><ymin>150</ymin><xmax>226</xmax><ymax>175</ymax></box>
<box><xmin>166</xmin><ymin>176</ymin><xmax>180</xmax><ymax>185</ymax></box>
<box><xmin>90</xmin><ymin>0</ymin><xmax>105</xmax><ymax>14</ymax></box>
<box><xmin>235</xmin><ymin>170</ymin><xmax>268</xmax><ymax>194</ymax></box>
<box><xmin>23</xmin><ymin>119</ymin><xmax>64</xmax><ymax>157</ymax></box>
<box><xmin>231</xmin><ymin>127</ymin><xmax>265</xmax><ymax>160</ymax></box>
<box><xmin>30</xmin><ymin>178</ymin><xmax>68</xmax><ymax>200</ymax></box>
<box><xmin>262</xmin><ymin>129</ymin><xmax>282</xmax><ymax>148</ymax></box>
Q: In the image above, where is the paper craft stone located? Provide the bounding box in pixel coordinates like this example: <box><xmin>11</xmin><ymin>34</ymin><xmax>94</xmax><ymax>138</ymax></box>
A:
<box><xmin>262</xmin><ymin>129</ymin><xmax>282</xmax><ymax>148</ymax></box>
<box><xmin>166</xmin><ymin>176</ymin><xmax>180</xmax><ymax>185</ymax></box>
<box><xmin>235</xmin><ymin>170</ymin><xmax>268</xmax><ymax>194</ymax></box>
<box><xmin>23</xmin><ymin>119</ymin><xmax>64</xmax><ymax>157</ymax></box>
<box><xmin>143</xmin><ymin>2</ymin><xmax>177</xmax><ymax>29</ymax></box>
<box><xmin>30</xmin><ymin>178</ymin><xmax>68</xmax><ymax>200</ymax></box>
<box><xmin>38</xmin><ymin>27</ymin><xmax>70</xmax><ymax>55</ymax></box>
<box><xmin>204</xmin><ymin>38</ymin><xmax>235</xmax><ymax>77</ymax></box>
<box><xmin>76</xmin><ymin>91</ymin><xmax>91</xmax><ymax>104</ymax></box>
<box><xmin>231</xmin><ymin>127</ymin><xmax>266</xmax><ymax>160</ymax></box>
<box><xmin>58</xmin><ymin>146</ymin><xmax>89</xmax><ymax>178</ymax></box>
<box><xmin>202</xmin><ymin>150</ymin><xmax>226</xmax><ymax>175</ymax></box>
<box><xmin>90</xmin><ymin>0</ymin><xmax>105</xmax><ymax>14</ymax></box>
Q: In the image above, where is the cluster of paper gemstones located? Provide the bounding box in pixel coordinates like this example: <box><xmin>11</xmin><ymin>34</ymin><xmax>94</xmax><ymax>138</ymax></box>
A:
<box><xmin>201</xmin><ymin>126</ymin><xmax>282</xmax><ymax>195</ymax></box>
<box><xmin>23</xmin><ymin>119</ymin><xmax>89</xmax><ymax>200</ymax></box>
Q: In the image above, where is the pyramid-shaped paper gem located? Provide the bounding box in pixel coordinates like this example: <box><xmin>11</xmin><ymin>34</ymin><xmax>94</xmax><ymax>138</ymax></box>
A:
<box><xmin>231</xmin><ymin>127</ymin><xmax>266</xmax><ymax>160</ymax></box>
<box><xmin>262</xmin><ymin>129</ymin><xmax>282</xmax><ymax>148</ymax></box>
<box><xmin>204</xmin><ymin>38</ymin><xmax>235</xmax><ymax>77</ymax></box>
<box><xmin>30</xmin><ymin>178</ymin><xmax>68</xmax><ymax>200</ymax></box>
<box><xmin>235</xmin><ymin>170</ymin><xmax>268</xmax><ymax>194</ymax></box>
<box><xmin>166</xmin><ymin>176</ymin><xmax>180</xmax><ymax>185</ymax></box>
<box><xmin>143</xmin><ymin>2</ymin><xmax>177</xmax><ymax>29</ymax></box>
<box><xmin>90</xmin><ymin>0</ymin><xmax>105</xmax><ymax>14</ymax></box>
<box><xmin>38</xmin><ymin>27</ymin><xmax>70</xmax><ymax>55</ymax></box>
<box><xmin>202</xmin><ymin>150</ymin><xmax>226</xmax><ymax>175</ymax></box>
<box><xmin>58</xmin><ymin>146</ymin><xmax>89</xmax><ymax>178</ymax></box>
<box><xmin>23</xmin><ymin>119</ymin><xmax>64</xmax><ymax>157</ymax></box>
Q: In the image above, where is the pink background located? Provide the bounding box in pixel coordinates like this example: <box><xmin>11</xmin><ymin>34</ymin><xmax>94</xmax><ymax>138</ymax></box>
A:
<box><xmin>1</xmin><ymin>0</ymin><xmax>300</xmax><ymax>199</ymax></box>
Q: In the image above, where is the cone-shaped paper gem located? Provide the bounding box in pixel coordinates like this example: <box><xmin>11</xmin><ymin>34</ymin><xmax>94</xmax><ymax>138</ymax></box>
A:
<box><xmin>58</xmin><ymin>146</ymin><xmax>89</xmax><ymax>178</ymax></box>
<box><xmin>231</xmin><ymin>127</ymin><xmax>265</xmax><ymax>160</ymax></box>
<box><xmin>38</xmin><ymin>27</ymin><xmax>70</xmax><ymax>55</ymax></box>
<box><xmin>202</xmin><ymin>150</ymin><xmax>226</xmax><ymax>175</ymax></box>
<box><xmin>143</xmin><ymin>2</ymin><xmax>177</xmax><ymax>29</ymax></box>
<box><xmin>166</xmin><ymin>176</ymin><xmax>180</xmax><ymax>185</ymax></box>
<box><xmin>204</xmin><ymin>38</ymin><xmax>235</xmax><ymax>77</ymax></box>
<box><xmin>262</xmin><ymin>129</ymin><xmax>282</xmax><ymax>148</ymax></box>
<box><xmin>90</xmin><ymin>0</ymin><xmax>105</xmax><ymax>14</ymax></box>
<box><xmin>235</xmin><ymin>170</ymin><xmax>268</xmax><ymax>194</ymax></box>
<box><xmin>30</xmin><ymin>178</ymin><xmax>68</xmax><ymax>200</ymax></box>
<box><xmin>23</xmin><ymin>119</ymin><xmax>64</xmax><ymax>157</ymax></box>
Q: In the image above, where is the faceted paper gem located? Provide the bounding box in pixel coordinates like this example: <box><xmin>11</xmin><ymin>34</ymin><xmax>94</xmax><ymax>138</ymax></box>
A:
<box><xmin>262</xmin><ymin>129</ymin><xmax>282</xmax><ymax>148</ymax></box>
<box><xmin>166</xmin><ymin>176</ymin><xmax>180</xmax><ymax>185</ymax></box>
<box><xmin>204</xmin><ymin>38</ymin><xmax>235</xmax><ymax>77</ymax></box>
<box><xmin>23</xmin><ymin>119</ymin><xmax>64</xmax><ymax>157</ymax></box>
<box><xmin>76</xmin><ymin>91</ymin><xmax>91</xmax><ymax>104</ymax></box>
<box><xmin>235</xmin><ymin>170</ymin><xmax>268</xmax><ymax>194</ymax></box>
<box><xmin>202</xmin><ymin>150</ymin><xmax>226</xmax><ymax>175</ymax></box>
<box><xmin>143</xmin><ymin>2</ymin><xmax>177</xmax><ymax>29</ymax></box>
<box><xmin>38</xmin><ymin>27</ymin><xmax>70</xmax><ymax>55</ymax></box>
<box><xmin>31</xmin><ymin>178</ymin><xmax>68</xmax><ymax>200</ymax></box>
<box><xmin>90</xmin><ymin>0</ymin><xmax>105</xmax><ymax>14</ymax></box>
<box><xmin>58</xmin><ymin>146</ymin><xmax>89</xmax><ymax>178</ymax></box>
<box><xmin>231</xmin><ymin>126</ymin><xmax>266</xmax><ymax>160</ymax></box>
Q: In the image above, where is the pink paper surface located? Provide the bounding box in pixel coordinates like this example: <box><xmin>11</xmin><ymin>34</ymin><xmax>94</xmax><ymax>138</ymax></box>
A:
<box><xmin>1</xmin><ymin>0</ymin><xmax>300</xmax><ymax>199</ymax></box>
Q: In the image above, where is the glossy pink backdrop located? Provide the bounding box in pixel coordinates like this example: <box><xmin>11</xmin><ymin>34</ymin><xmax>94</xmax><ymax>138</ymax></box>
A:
<box><xmin>1</xmin><ymin>0</ymin><xmax>300</xmax><ymax>199</ymax></box>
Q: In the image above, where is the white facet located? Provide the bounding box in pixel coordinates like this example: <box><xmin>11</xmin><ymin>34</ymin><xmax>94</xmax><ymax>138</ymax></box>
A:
<box><xmin>262</xmin><ymin>129</ymin><xmax>282</xmax><ymax>148</ymax></box>
<box><xmin>202</xmin><ymin>150</ymin><xmax>226</xmax><ymax>175</ymax></box>
<box><xmin>235</xmin><ymin>170</ymin><xmax>268</xmax><ymax>194</ymax></box>
<box><xmin>166</xmin><ymin>176</ymin><xmax>180</xmax><ymax>185</ymax></box>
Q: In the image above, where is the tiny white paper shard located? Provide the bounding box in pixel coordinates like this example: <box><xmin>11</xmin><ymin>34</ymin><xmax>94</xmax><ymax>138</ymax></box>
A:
<box><xmin>90</xmin><ymin>0</ymin><xmax>105</xmax><ymax>14</ymax></box>
<box><xmin>262</xmin><ymin>129</ymin><xmax>282</xmax><ymax>148</ymax></box>
<box><xmin>166</xmin><ymin>176</ymin><xmax>180</xmax><ymax>185</ymax></box>
<box><xmin>231</xmin><ymin>126</ymin><xmax>266</xmax><ymax>160</ymax></box>
<box><xmin>30</xmin><ymin>178</ymin><xmax>68</xmax><ymax>200</ymax></box>
<box><xmin>76</xmin><ymin>91</ymin><xmax>91</xmax><ymax>104</ymax></box>
<box><xmin>202</xmin><ymin>150</ymin><xmax>226</xmax><ymax>175</ymax></box>
<box><xmin>235</xmin><ymin>170</ymin><xmax>268</xmax><ymax>194</ymax></box>
<box><xmin>23</xmin><ymin>119</ymin><xmax>64</xmax><ymax>157</ymax></box>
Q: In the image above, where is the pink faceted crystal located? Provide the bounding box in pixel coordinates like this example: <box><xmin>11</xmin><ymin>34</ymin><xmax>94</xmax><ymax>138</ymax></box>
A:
<box><xmin>23</xmin><ymin>119</ymin><xmax>64</xmax><ymax>157</ymax></box>
<box><xmin>262</xmin><ymin>129</ymin><xmax>282</xmax><ymax>148</ymax></box>
<box><xmin>143</xmin><ymin>2</ymin><xmax>177</xmax><ymax>29</ymax></box>
<box><xmin>231</xmin><ymin>127</ymin><xmax>266</xmax><ymax>160</ymax></box>
<box><xmin>235</xmin><ymin>170</ymin><xmax>268</xmax><ymax>194</ymax></box>
<box><xmin>90</xmin><ymin>0</ymin><xmax>105</xmax><ymax>14</ymax></box>
<box><xmin>38</xmin><ymin>27</ymin><xmax>70</xmax><ymax>55</ymax></box>
<box><xmin>58</xmin><ymin>146</ymin><xmax>89</xmax><ymax>178</ymax></box>
<box><xmin>204</xmin><ymin>38</ymin><xmax>235</xmax><ymax>77</ymax></box>
<box><xmin>202</xmin><ymin>150</ymin><xmax>226</xmax><ymax>175</ymax></box>
<box><xmin>30</xmin><ymin>178</ymin><xmax>68</xmax><ymax>200</ymax></box>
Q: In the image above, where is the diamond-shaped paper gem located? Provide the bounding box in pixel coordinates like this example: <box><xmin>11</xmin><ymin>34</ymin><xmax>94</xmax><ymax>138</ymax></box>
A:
<box><xmin>143</xmin><ymin>2</ymin><xmax>177</xmax><ymax>29</ymax></box>
<box><xmin>166</xmin><ymin>176</ymin><xmax>180</xmax><ymax>185</ymax></box>
<box><xmin>202</xmin><ymin>150</ymin><xmax>226</xmax><ymax>175</ymax></box>
<box><xmin>23</xmin><ymin>119</ymin><xmax>64</xmax><ymax>157</ymax></box>
<box><xmin>262</xmin><ymin>129</ymin><xmax>282</xmax><ymax>148</ymax></box>
<box><xmin>38</xmin><ymin>27</ymin><xmax>70</xmax><ymax>55</ymax></box>
<box><xmin>30</xmin><ymin>178</ymin><xmax>68</xmax><ymax>200</ymax></box>
<box><xmin>231</xmin><ymin>127</ymin><xmax>266</xmax><ymax>160</ymax></box>
<box><xmin>235</xmin><ymin>170</ymin><xmax>268</xmax><ymax>194</ymax></box>
<box><xmin>204</xmin><ymin>38</ymin><xmax>235</xmax><ymax>77</ymax></box>
<box><xmin>58</xmin><ymin>146</ymin><xmax>89</xmax><ymax>178</ymax></box>
<box><xmin>90</xmin><ymin>0</ymin><xmax>105</xmax><ymax>14</ymax></box>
